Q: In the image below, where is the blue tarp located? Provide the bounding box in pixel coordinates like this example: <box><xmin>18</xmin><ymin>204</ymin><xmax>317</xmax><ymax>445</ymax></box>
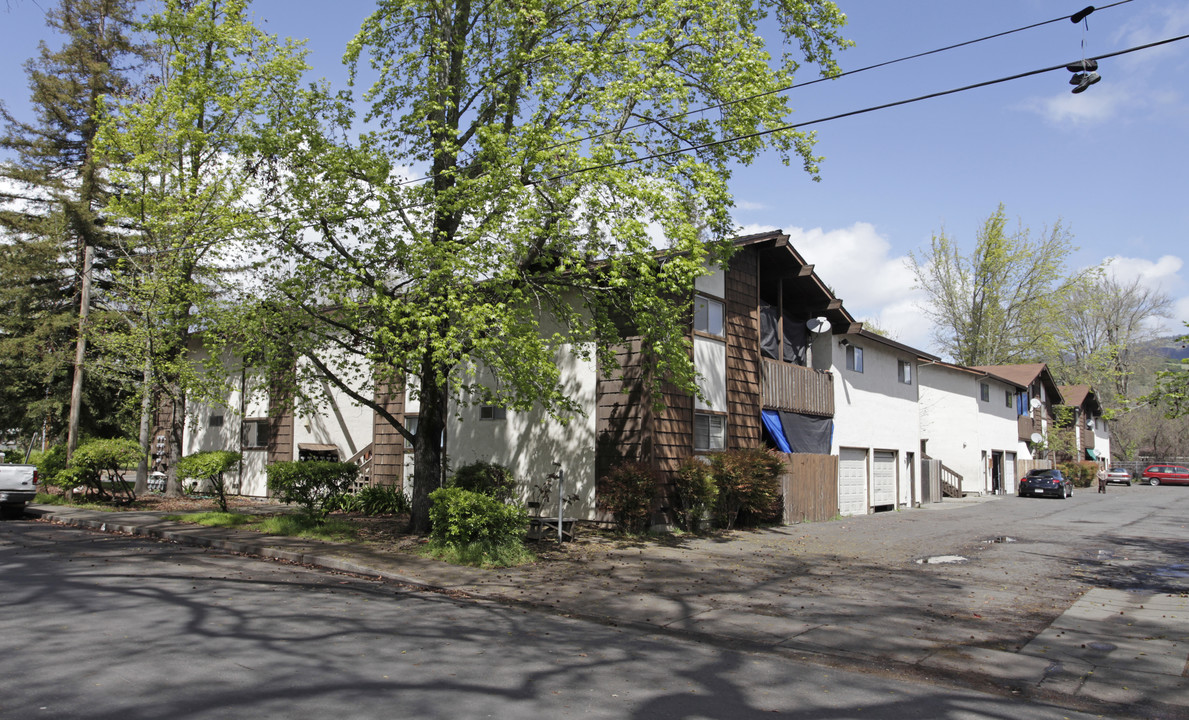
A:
<box><xmin>761</xmin><ymin>410</ymin><xmax>792</xmax><ymax>453</ymax></box>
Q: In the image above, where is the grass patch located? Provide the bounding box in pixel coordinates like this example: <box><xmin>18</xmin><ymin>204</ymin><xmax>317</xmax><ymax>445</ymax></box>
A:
<box><xmin>255</xmin><ymin>515</ymin><xmax>359</xmax><ymax>542</ymax></box>
<box><xmin>420</xmin><ymin>539</ymin><xmax>536</xmax><ymax>568</ymax></box>
<box><xmin>161</xmin><ymin>511</ymin><xmax>358</xmax><ymax>542</ymax></box>
<box><xmin>162</xmin><ymin>512</ymin><xmax>258</xmax><ymax>528</ymax></box>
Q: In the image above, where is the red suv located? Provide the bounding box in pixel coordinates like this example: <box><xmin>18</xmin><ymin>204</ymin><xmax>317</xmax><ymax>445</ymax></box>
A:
<box><xmin>1141</xmin><ymin>464</ymin><xmax>1189</xmax><ymax>486</ymax></box>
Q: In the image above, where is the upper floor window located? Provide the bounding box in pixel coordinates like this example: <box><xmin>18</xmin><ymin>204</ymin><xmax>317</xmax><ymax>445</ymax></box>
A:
<box><xmin>1005</xmin><ymin>390</ymin><xmax>1013</xmax><ymax>408</ymax></box>
<box><xmin>897</xmin><ymin>360</ymin><xmax>912</xmax><ymax>384</ymax></box>
<box><xmin>694</xmin><ymin>295</ymin><xmax>724</xmax><ymax>337</ymax></box>
<box><xmin>480</xmin><ymin>405</ymin><xmax>507</xmax><ymax>420</ymax></box>
<box><xmin>694</xmin><ymin>412</ymin><xmax>726</xmax><ymax>451</ymax></box>
<box><xmin>980</xmin><ymin>383</ymin><xmax>990</xmax><ymax>402</ymax></box>
<box><xmin>845</xmin><ymin>344</ymin><xmax>863</xmax><ymax>373</ymax></box>
<box><xmin>404</xmin><ymin>416</ymin><xmax>419</xmax><ymax>448</ymax></box>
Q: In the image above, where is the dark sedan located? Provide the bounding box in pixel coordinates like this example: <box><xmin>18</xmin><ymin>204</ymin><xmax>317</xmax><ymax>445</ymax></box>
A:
<box><xmin>1018</xmin><ymin>469</ymin><xmax>1072</xmax><ymax>499</ymax></box>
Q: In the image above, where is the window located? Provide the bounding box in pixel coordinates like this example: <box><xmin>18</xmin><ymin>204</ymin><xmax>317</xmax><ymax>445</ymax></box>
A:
<box><xmin>694</xmin><ymin>295</ymin><xmax>724</xmax><ymax>336</ymax></box>
<box><xmin>1005</xmin><ymin>390</ymin><xmax>1013</xmax><ymax>408</ymax></box>
<box><xmin>243</xmin><ymin>419</ymin><xmax>269</xmax><ymax>449</ymax></box>
<box><xmin>897</xmin><ymin>360</ymin><xmax>912</xmax><ymax>384</ymax></box>
<box><xmin>404</xmin><ymin>416</ymin><xmax>418</xmax><ymax>448</ymax></box>
<box><xmin>209</xmin><ymin>414</ymin><xmax>224</xmax><ymax>428</ymax></box>
<box><xmin>846</xmin><ymin>344</ymin><xmax>863</xmax><ymax>373</ymax></box>
<box><xmin>480</xmin><ymin>405</ymin><xmax>506</xmax><ymax>420</ymax></box>
<box><xmin>694</xmin><ymin>413</ymin><xmax>726</xmax><ymax>451</ymax></box>
<box><xmin>980</xmin><ymin>383</ymin><xmax>990</xmax><ymax>402</ymax></box>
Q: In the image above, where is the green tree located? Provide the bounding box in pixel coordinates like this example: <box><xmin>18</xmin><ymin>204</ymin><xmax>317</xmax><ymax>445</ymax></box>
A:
<box><xmin>96</xmin><ymin>0</ymin><xmax>310</xmax><ymax>496</ymax></box>
<box><xmin>909</xmin><ymin>204</ymin><xmax>1084</xmax><ymax>367</ymax></box>
<box><xmin>240</xmin><ymin>0</ymin><xmax>850</xmax><ymax>534</ymax></box>
<box><xmin>1151</xmin><ymin>324</ymin><xmax>1189</xmax><ymax>420</ymax></box>
<box><xmin>1055</xmin><ymin>272</ymin><xmax>1173</xmax><ymax>404</ymax></box>
<box><xmin>0</xmin><ymin>0</ymin><xmax>146</xmax><ymax>448</ymax></box>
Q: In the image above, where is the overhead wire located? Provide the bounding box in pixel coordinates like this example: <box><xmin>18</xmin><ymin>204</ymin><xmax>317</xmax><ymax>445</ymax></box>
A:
<box><xmin>387</xmin><ymin>0</ymin><xmax>1137</xmax><ymax>190</ymax></box>
<box><xmin>543</xmin><ymin>31</ymin><xmax>1189</xmax><ymax>184</ymax></box>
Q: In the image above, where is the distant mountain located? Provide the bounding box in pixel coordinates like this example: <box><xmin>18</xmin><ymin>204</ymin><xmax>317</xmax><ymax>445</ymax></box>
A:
<box><xmin>1153</xmin><ymin>337</ymin><xmax>1189</xmax><ymax>362</ymax></box>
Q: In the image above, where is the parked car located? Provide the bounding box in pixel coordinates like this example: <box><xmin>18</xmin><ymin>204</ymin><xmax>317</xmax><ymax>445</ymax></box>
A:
<box><xmin>1105</xmin><ymin>467</ymin><xmax>1133</xmax><ymax>485</ymax></box>
<box><xmin>1018</xmin><ymin>469</ymin><xmax>1072</xmax><ymax>499</ymax></box>
<box><xmin>1140</xmin><ymin>464</ymin><xmax>1189</xmax><ymax>486</ymax></box>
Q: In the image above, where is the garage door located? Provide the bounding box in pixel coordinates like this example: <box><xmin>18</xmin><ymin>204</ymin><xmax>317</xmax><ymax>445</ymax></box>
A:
<box><xmin>872</xmin><ymin>451</ymin><xmax>897</xmax><ymax>506</ymax></box>
<box><xmin>838</xmin><ymin>448</ymin><xmax>868</xmax><ymax>517</ymax></box>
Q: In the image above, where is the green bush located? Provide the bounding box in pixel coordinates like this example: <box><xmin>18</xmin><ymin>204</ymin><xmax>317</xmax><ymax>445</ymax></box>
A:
<box><xmin>710</xmin><ymin>448</ymin><xmax>784</xmax><ymax>529</ymax></box>
<box><xmin>266</xmin><ymin>461</ymin><xmax>358</xmax><ymax>521</ymax></box>
<box><xmin>427</xmin><ymin>486</ymin><xmax>529</xmax><ymax>566</ymax></box>
<box><xmin>357</xmin><ymin>484</ymin><xmax>410</xmax><ymax>515</ymax></box>
<box><xmin>1060</xmin><ymin>461</ymin><xmax>1098</xmax><ymax>488</ymax></box>
<box><xmin>34</xmin><ymin>444</ymin><xmax>69</xmax><ymax>489</ymax></box>
<box><xmin>596</xmin><ymin>461</ymin><xmax>659</xmax><ymax>534</ymax></box>
<box><xmin>670</xmin><ymin>456</ymin><xmax>718</xmax><ymax>532</ymax></box>
<box><xmin>177</xmin><ymin>451</ymin><xmax>242</xmax><ymax>512</ymax></box>
<box><xmin>68</xmin><ymin>438</ymin><xmax>145</xmax><ymax>501</ymax></box>
<box><xmin>448</xmin><ymin>461</ymin><xmax>517</xmax><ymax>502</ymax></box>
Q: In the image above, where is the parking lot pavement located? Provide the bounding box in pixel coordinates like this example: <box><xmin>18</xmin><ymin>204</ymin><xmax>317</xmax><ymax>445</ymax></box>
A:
<box><xmin>22</xmin><ymin>488</ymin><xmax>1189</xmax><ymax>719</ymax></box>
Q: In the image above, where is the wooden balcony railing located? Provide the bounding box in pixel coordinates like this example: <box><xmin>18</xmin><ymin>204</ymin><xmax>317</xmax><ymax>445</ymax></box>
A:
<box><xmin>761</xmin><ymin>358</ymin><xmax>834</xmax><ymax>417</ymax></box>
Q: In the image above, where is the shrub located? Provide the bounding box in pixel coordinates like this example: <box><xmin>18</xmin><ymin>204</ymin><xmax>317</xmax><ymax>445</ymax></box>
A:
<box><xmin>597</xmin><ymin>461</ymin><xmax>659</xmax><ymax>534</ymax></box>
<box><xmin>1060</xmin><ymin>461</ymin><xmax>1098</xmax><ymax>488</ymax></box>
<box><xmin>448</xmin><ymin>461</ymin><xmax>517</xmax><ymax>502</ymax></box>
<box><xmin>34</xmin><ymin>444</ymin><xmax>69</xmax><ymax>489</ymax></box>
<box><xmin>177</xmin><ymin>451</ymin><xmax>242</xmax><ymax>512</ymax></box>
<box><xmin>670</xmin><ymin>456</ymin><xmax>718</xmax><ymax>532</ymax></box>
<box><xmin>710</xmin><ymin>448</ymin><xmax>784</xmax><ymax>529</ymax></box>
<box><xmin>69</xmin><ymin>438</ymin><xmax>145</xmax><ymax>501</ymax></box>
<box><xmin>427</xmin><ymin>486</ymin><xmax>529</xmax><ymax>567</ymax></box>
<box><xmin>266</xmin><ymin>461</ymin><xmax>358</xmax><ymax>521</ymax></box>
<box><xmin>357</xmin><ymin>484</ymin><xmax>410</xmax><ymax>515</ymax></box>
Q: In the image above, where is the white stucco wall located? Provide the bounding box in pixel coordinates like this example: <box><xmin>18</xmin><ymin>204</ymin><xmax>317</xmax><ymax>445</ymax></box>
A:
<box><xmin>918</xmin><ymin>364</ymin><xmax>1022</xmax><ymax>495</ymax></box>
<box><xmin>831</xmin><ymin>337</ymin><xmax>921</xmax><ymax>509</ymax></box>
<box><xmin>444</xmin><ymin>343</ymin><xmax>599</xmax><ymax>520</ymax></box>
<box><xmin>291</xmin><ymin>355</ymin><xmax>374</xmax><ymax>464</ymax></box>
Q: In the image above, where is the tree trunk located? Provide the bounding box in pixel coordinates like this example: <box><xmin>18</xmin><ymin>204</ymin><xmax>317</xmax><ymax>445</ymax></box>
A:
<box><xmin>164</xmin><ymin>385</ymin><xmax>185</xmax><ymax>497</ymax></box>
<box><xmin>133</xmin><ymin>357</ymin><xmax>153</xmax><ymax>495</ymax></box>
<box><xmin>408</xmin><ymin>356</ymin><xmax>448</xmax><ymax>535</ymax></box>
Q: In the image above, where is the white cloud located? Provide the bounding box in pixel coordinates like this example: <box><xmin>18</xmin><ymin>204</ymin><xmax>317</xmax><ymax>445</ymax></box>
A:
<box><xmin>1025</xmin><ymin>83</ymin><xmax>1128</xmax><ymax>126</ymax></box>
<box><xmin>738</xmin><ymin>221</ymin><xmax>937</xmax><ymax>352</ymax></box>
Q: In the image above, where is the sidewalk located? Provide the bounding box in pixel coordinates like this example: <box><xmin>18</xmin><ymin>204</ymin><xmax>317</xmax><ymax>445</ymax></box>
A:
<box><xmin>25</xmin><ymin>503</ymin><xmax>1189</xmax><ymax>719</ymax></box>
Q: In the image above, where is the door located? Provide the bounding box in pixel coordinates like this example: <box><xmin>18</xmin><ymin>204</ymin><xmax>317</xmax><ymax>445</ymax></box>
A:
<box><xmin>872</xmin><ymin>451</ymin><xmax>897</xmax><ymax>506</ymax></box>
<box><xmin>838</xmin><ymin>448</ymin><xmax>868</xmax><ymax>517</ymax></box>
<box><xmin>1005</xmin><ymin>452</ymin><xmax>1017</xmax><ymax>494</ymax></box>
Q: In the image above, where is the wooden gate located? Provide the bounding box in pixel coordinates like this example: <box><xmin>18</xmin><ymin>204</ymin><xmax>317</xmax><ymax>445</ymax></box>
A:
<box><xmin>779</xmin><ymin>453</ymin><xmax>838</xmax><ymax>524</ymax></box>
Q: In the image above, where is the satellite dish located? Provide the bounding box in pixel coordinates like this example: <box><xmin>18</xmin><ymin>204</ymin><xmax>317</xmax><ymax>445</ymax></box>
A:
<box><xmin>1086</xmin><ymin>420</ymin><xmax>1095</xmax><ymax>430</ymax></box>
<box><xmin>1030</xmin><ymin>433</ymin><xmax>1043</xmax><ymax>444</ymax></box>
<box><xmin>1029</xmin><ymin>398</ymin><xmax>1041</xmax><ymax>410</ymax></box>
<box><xmin>806</xmin><ymin>317</ymin><xmax>831</xmax><ymax>334</ymax></box>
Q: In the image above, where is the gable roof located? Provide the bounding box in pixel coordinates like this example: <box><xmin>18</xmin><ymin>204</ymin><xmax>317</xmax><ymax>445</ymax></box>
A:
<box><xmin>1057</xmin><ymin>384</ymin><xmax>1103</xmax><ymax>415</ymax></box>
<box><xmin>972</xmin><ymin>363</ymin><xmax>1065</xmax><ymax>405</ymax></box>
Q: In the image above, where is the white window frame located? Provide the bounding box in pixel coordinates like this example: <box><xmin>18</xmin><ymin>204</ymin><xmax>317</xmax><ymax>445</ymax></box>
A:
<box><xmin>243</xmin><ymin>419</ymin><xmax>269</xmax><ymax>449</ymax></box>
<box><xmin>897</xmin><ymin>360</ymin><xmax>912</xmax><ymax>385</ymax></box>
<box><xmin>694</xmin><ymin>412</ymin><xmax>726</xmax><ymax>451</ymax></box>
<box><xmin>404</xmin><ymin>416</ymin><xmax>419</xmax><ymax>448</ymax></box>
<box><xmin>694</xmin><ymin>295</ymin><xmax>724</xmax><ymax>337</ymax></box>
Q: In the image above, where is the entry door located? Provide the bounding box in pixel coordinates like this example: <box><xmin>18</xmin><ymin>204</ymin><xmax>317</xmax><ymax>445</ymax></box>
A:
<box><xmin>1005</xmin><ymin>452</ymin><xmax>1017</xmax><ymax>494</ymax></box>
<box><xmin>838</xmin><ymin>448</ymin><xmax>868</xmax><ymax>517</ymax></box>
<box><xmin>872</xmin><ymin>451</ymin><xmax>897</xmax><ymax>506</ymax></box>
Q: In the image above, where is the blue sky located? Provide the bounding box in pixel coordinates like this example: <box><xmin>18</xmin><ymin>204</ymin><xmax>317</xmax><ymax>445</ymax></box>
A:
<box><xmin>2</xmin><ymin>0</ymin><xmax>1186</xmax><ymax>354</ymax></box>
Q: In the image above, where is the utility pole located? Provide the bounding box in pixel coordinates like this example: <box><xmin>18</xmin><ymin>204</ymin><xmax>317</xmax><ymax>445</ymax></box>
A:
<box><xmin>66</xmin><ymin>244</ymin><xmax>93</xmax><ymax>461</ymax></box>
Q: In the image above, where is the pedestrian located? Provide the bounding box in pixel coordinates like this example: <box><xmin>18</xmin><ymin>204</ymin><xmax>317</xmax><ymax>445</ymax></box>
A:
<box><xmin>1097</xmin><ymin>465</ymin><xmax>1107</xmax><ymax>494</ymax></box>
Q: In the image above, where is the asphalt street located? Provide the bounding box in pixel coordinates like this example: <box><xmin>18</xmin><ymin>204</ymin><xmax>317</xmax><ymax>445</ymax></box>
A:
<box><xmin>1</xmin><ymin>519</ymin><xmax>1105</xmax><ymax>720</ymax></box>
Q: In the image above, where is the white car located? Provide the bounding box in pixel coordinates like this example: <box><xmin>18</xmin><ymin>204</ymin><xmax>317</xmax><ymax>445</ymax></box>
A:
<box><xmin>1105</xmin><ymin>467</ymin><xmax>1132</xmax><ymax>485</ymax></box>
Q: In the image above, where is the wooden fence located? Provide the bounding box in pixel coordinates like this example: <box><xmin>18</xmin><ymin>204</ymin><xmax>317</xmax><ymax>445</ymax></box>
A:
<box><xmin>778</xmin><ymin>453</ymin><xmax>838</xmax><ymax>524</ymax></box>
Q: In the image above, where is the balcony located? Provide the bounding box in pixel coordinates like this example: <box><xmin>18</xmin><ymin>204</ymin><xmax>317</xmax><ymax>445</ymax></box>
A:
<box><xmin>762</xmin><ymin>358</ymin><xmax>834</xmax><ymax>417</ymax></box>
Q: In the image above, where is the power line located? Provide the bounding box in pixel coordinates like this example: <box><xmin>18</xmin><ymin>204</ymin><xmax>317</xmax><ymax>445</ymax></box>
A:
<box><xmin>544</xmin><ymin>32</ymin><xmax>1189</xmax><ymax>184</ymax></box>
<box><xmin>389</xmin><ymin>0</ymin><xmax>1136</xmax><ymax>190</ymax></box>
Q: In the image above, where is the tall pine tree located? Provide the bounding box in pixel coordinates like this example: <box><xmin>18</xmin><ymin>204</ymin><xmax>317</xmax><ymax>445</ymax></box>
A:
<box><xmin>0</xmin><ymin>0</ymin><xmax>147</xmax><ymax>449</ymax></box>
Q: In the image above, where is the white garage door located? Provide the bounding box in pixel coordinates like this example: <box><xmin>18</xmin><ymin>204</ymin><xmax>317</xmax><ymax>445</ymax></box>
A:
<box><xmin>872</xmin><ymin>451</ymin><xmax>897</xmax><ymax>506</ymax></box>
<box><xmin>838</xmin><ymin>448</ymin><xmax>868</xmax><ymax>517</ymax></box>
